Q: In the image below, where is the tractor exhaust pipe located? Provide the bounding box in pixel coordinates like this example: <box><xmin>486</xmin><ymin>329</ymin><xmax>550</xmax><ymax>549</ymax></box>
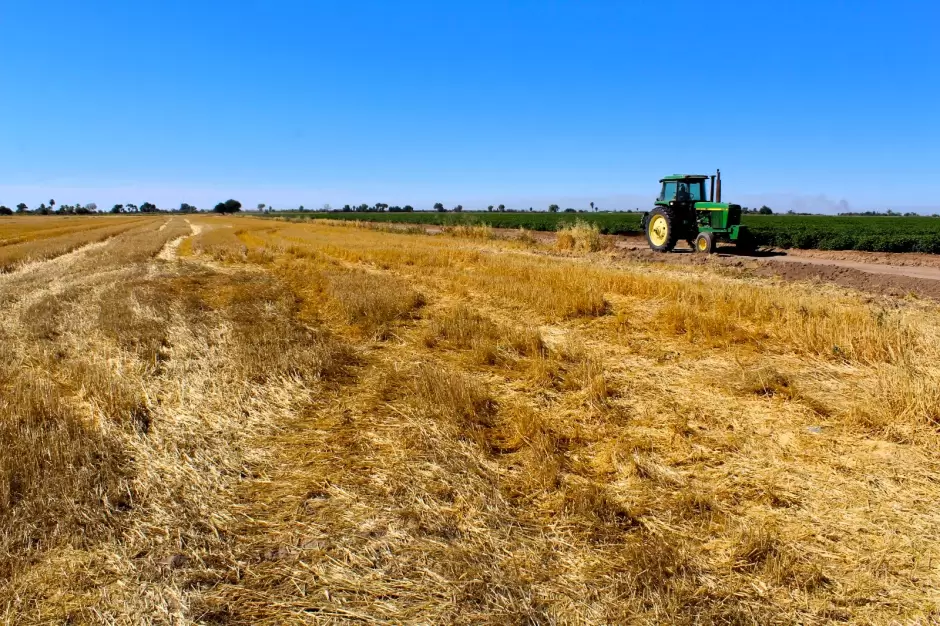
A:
<box><xmin>710</xmin><ymin>174</ymin><xmax>716</xmax><ymax>202</ymax></box>
<box><xmin>716</xmin><ymin>169</ymin><xmax>722</xmax><ymax>203</ymax></box>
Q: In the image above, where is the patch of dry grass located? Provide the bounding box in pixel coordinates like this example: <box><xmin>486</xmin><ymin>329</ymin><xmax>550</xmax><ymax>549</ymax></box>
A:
<box><xmin>442</xmin><ymin>223</ymin><xmax>495</xmax><ymax>239</ymax></box>
<box><xmin>411</xmin><ymin>362</ymin><xmax>496</xmax><ymax>429</ymax></box>
<box><xmin>0</xmin><ymin>217</ymin><xmax>150</xmax><ymax>271</ymax></box>
<box><xmin>317</xmin><ymin>217</ymin><xmax>430</xmax><ymax>236</ymax></box>
<box><xmin>425</xmin><ymin>304</ymin><xmax>545</xmax><ymax>364</ymax></box>
<box><xmin>0</xmin><ymin>217</ymin><xmax>358</xmax><ymax>622</ymax></box>
<box><xmin>96</xmin><ymin>281</ymin><xmax>174</xmax><ymax>369</ymax></box>
<box><xmin>189</xmin><ymin>223</ymin><xmax>248</xmax><ymax>262</ymax></box>
<box><xmin>555</xmin><ymin>218</ymin><xmax>609</xmax><ymax>252</ymax></box>
<box><xmin>217</xmin><ymin>271</ymin><xmax>355</xmax><ymax>381</ymax></box>
<box><xmin>512</xmin><ymin>227</ymin><xmax>539</xmax><ymax>246</ymax></box>
<box><xmin>327</xmin><ymin>270</ymin><xmax>425</xmax><ymax>338</ymax></box>
<box><xmin>0</xmin><ymin>373</ymin><xmax>130</xmax><ymax>580</ymax></box>
<box><xmin>566</xmin><ymin>353</ymin><xmax>612</xmax><ymax>409</ymax></box>
<box><xmin>850</xmin><ymin>365</ymin><xmax>940</xmax><ymax>442</ymax></box>
<box><xmin>5</xmin><ymin>215</ymin><xmax>940</xmax><ymax>624</ymax></box>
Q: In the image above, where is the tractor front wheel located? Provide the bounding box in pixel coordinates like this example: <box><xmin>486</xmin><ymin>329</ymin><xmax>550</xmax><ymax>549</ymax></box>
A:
<box><xmin>694</xmin><ymin>232</ymin><xmax>715</xmax><ymax>254</ymax></box>
<box><xmin>645</xmin><ymin>207</ymin><xmax>679</xmax><ymax>252</ymax></box>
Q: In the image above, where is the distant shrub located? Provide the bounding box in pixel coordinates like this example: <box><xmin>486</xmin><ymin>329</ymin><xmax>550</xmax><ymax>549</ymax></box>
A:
<box><xmin>556</xmin><ymin>220</ymin><xmax>607</xmax><ymax>253</ymax></box>
<box><xmin>443</xmin><ymin>224</ymin><xmax>494</xmax><ymax>240</ymax></box>
<box><xmin>213</xmin><ymin>199</ymin><xmax>242</xmax><ymax>214</ymax></box>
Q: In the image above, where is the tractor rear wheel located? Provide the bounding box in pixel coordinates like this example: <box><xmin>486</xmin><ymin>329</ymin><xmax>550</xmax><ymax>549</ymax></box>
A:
<box><xmin>694</xmin><ymin>232</ymin><xmax>715</xmax><ymax>254</ymax></box>
<box><xmin>645</xmin><ymin>207</ymin><xmax>679</xmax><ymax>252</ymax></box>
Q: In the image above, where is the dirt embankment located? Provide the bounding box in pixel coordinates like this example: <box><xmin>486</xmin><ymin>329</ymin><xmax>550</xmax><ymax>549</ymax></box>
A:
<box><xmin>780</xmin><ymin>247</ymin><xmax>940</xmax><ymax>268</ymax></box>
<box><xmin>749</xmin><ymin>261</ymin><xmax>940</xmax><ymax>300</ymax></box>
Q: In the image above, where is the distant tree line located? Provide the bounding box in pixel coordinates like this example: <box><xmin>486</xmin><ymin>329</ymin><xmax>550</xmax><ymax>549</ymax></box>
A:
<box><xmin>300</xmin><ymin>202</ymin><xmax>617</xmax><ymax>214</ymax></box>
<box><xmin>0</xmin><ymin>199</ymin><xmax>100</xmax><ymax>215</ymax></box>
<box><xmin>280</xmin><ymin>201</ymin><xmax>619</xmax><ymax>214</ymax></box>
<box><xmin>0</xmin><ymin>199</ymin><xmax>240</xmax><ymax>215</ymax></box>
<box><xmin>837</xmin><ymin>209</ymin><xmax>939</xmax><ymax>217</ymax></box>
<box><xmin>738</xmin><ymin>205</ymin><xmax>775</xmax><ymax>215</ymax></box>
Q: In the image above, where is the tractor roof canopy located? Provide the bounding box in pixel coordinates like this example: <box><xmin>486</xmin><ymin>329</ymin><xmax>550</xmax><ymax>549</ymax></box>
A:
<box><xmin>660</xmin><ymin>174</ymin><xmax>709</xmax><ymax>182</ymax></box>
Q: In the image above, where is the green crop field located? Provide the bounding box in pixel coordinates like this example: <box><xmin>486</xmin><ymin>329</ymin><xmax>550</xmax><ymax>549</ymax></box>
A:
<box><xmin>742</xmin><ymin>215</ymin><xmax>940</xmax><ymax>253</ymax></box>
<box><xmin>272</xmin><ymin>211</ymin><xmax>940</xmax><ymax>253</ymax></box>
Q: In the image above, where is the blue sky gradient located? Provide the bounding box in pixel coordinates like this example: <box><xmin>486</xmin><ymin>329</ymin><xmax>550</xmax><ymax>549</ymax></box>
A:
<box><xmin>1</xmin><ymin>0</ymin><xmax>937</xmax><ymax>212</ymax></box>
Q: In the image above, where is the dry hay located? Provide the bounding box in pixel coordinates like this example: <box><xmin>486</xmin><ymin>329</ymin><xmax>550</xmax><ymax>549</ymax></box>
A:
<box><xmin>1</xmin><ymin>214</ymin><xmax>939</xmax><ymax>624</ymax></box>
<box><xmin>555</xmin><ymin>219</ymin><xmax>614</xmax><ymax>253</ymax></box>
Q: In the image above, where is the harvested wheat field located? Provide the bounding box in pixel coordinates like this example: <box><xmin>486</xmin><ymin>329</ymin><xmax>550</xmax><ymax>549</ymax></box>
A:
<box><xmin>2</xmin><ymin>214</ymin><xmax>940</xmax><ymax>625</ymax></box>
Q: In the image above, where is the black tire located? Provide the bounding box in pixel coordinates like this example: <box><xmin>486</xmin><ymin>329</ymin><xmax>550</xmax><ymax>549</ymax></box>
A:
<box><xmin>694</xmin><ymin>232</ymin><xmax>715</xmax><ymax>254</ymax></box>
<box><xmin>735</xmin><ymin>229</ymin><xmax>756</xmax><ymax>254</ymax></box>
<box><xmin>645</xmin><ymin>207</ymin><xmax>679</xmax><ymax>252</ymax></box>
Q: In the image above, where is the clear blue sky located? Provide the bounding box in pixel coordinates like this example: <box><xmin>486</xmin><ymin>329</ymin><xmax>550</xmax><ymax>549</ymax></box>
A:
<box><xmin>1</xmin><ymin>0</ymin><xmax>937</xmax><ymax>212</ymax></box>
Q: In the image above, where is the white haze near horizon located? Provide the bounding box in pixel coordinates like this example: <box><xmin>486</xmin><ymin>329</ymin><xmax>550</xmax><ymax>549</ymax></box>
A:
<box><xmin>1</xmin><ymin>185</ymin><xmax>937</xmax><ymax>216</ymax></box>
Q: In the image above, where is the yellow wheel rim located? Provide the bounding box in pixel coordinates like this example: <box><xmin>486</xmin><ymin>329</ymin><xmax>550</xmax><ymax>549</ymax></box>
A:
<box><xmin>697</xmin><ymin>236</ymin><xmax>708</xmax><ymax>251</ymax></box>
<box><xmin>649</xmin><ymin>215</ymin><xmax>668</xmax><ymax>247</ymax></box>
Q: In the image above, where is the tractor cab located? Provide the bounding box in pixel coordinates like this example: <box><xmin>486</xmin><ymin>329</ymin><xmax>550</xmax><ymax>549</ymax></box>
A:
<box><xmin>656</xmin><ymin>175</ymin><xmax>709</xmax><ymax>207</ymax></box>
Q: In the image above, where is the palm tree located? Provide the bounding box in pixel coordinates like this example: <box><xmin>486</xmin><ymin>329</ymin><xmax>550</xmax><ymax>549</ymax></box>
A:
<box><xmin>590</xmin><ymin>201</ymin><xmax>595</xmax><ymax>212</ymax></box>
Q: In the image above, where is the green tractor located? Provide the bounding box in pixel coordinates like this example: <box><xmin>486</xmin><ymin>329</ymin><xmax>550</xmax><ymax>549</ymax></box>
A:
<box><xmin>641</xmin><ymin>170</ymin><xmax>751</xmax><ymax>253</ymax></box>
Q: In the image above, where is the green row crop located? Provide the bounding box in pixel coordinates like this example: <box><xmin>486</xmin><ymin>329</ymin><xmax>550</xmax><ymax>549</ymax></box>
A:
<box><xmin>272</xmin><ymin>212</ymin><xmax>940</xmax><ymax>253</ymax></box>
<box><xmin>742</xmin><ymin>216</ymin><xmax>940</xmax><ymax>253</ymax></box>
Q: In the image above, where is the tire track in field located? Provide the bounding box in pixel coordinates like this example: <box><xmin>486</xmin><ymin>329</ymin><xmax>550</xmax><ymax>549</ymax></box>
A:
<box><xmin>156</xmin><ymin>219</ymin><xmax>196</xmax><ymax>261</ymax></box>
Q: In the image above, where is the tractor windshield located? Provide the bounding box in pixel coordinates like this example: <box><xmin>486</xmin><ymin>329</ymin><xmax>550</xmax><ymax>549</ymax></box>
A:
<box><xmin>660</xmin><ymin>180</ymin><xmax>706</xmax><ymax>202</ymax></box>
<box><xmin>677</xmin><ymin>181</ymin><xmax>705</xmax><ymax>202</ymax></box>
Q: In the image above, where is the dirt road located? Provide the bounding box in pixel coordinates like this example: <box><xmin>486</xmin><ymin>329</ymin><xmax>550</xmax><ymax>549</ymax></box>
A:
<box><xmin>757</xmin><ymin>254</ymin><xmax>940</xmax><ymax>280</ymax></box>
<box><xmin>749</xmin><ymin>256</ymin><xmax>940</xmax><ymax>300</ymax></box>
<box><xmin>609</xmin><ymin>235</ymin><xmax>940</xmax><ymax>300</ymax></box>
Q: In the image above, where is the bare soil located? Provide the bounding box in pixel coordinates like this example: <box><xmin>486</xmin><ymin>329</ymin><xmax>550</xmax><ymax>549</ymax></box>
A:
<box><xmin>781</xmin><ymin>246</ymin><xmax>940</xmax><ymax>268</ymax></box>
<box><xmin>749</xmin><ymin>260</ymin><xmax>940</xmax><ymax>300</ymax></box>
<box><xmin>601</xmin><ymin>234</ymin><xmax>940</xmax><ymax>301</ymax></box>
